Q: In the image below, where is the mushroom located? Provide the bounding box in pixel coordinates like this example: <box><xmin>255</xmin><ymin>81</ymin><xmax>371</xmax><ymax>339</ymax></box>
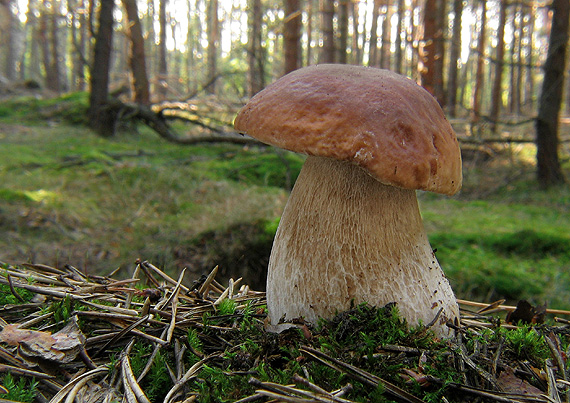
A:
<box><xmin>234</xmin><ymin>64</ymin><xmax>462</xmax><ymax>337</ymax></box>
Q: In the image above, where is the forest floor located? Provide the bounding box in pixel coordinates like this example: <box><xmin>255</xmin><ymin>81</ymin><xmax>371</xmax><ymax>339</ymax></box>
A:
<box><xmin>1</xmin><ymin>103</ymin><xmax>569</xmax><ymax>309</ymax></box>
<box><xmin>0</xmin><ymin>93</ymin><xmax>570</xmax><ymax>402</ymax></box>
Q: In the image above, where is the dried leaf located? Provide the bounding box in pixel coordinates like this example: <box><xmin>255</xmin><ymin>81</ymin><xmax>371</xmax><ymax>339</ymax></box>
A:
<box><xmin>506</xmin><ymin>300</ymin><xmax>546</xmax><ymax>324</ymax></box>
<box><xmin>0</xmin><ymin>317</ymin><xmax>85</xmax><ymax>363</ymax></box>
<box><xmin>497</xmin><ymin>368</ymin><xmax>543</xmax><ymax>396</ymax></box>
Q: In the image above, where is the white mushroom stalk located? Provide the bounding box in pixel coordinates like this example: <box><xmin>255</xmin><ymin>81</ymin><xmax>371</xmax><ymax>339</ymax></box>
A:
<box><xmin>267</xmin><ymin>155</ymin><xmax>459</xmax><ymax>337</ymax></box>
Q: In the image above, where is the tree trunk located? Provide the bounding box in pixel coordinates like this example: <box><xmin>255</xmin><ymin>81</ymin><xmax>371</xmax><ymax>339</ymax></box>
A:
<box><xmin>306</xmin><ymin>0</ymin><xmax>314</xmax><ymax>65</ymax></box>
<box><xmin>368</xmin><ymin>0</ymin><xmax>380</xmax><ymax>67</ymax></box>
<box><xmin>284</xmin><ymin>0</ymin><xmax>301</xmax><ymax>74</ymax></box>
<box><xmin>2</xmin><ymin>0</ymin><xmax>18</xmax><ymax>81</ymax></box>
<box><xmin>535</xmin><ymin>0</ymin><xmax>568</xmax><ymax>188</ymax></box>
<box><xmin>420</xmin><ymin>0</ymin><xmax>445</xmax><ymax>105</ymax></box>
<box><xmin>319</xmin><ymin>0</ymin><xmax>335</xmax><ymax>63</ymax></box>
<box><xmin>446</xmin><ymin>0</ymin><xmax>463</xmax><ymax>117</ymax></box>
<box><xmin>157</xmin><ymin>0</ymin><xmax>168</xmax><ymax>100</ymax></box>
<box><xmin>489</xmin><ymin>0</ymin><xmax>506</xmax><ymax>133</ymax></box>
<box><xmin>206</xmin><ymin>0</ymin><xmax>219</xmax><ymax>94</ymax></box>
<box><xmin>509</xmin><ymin>2</ymin><xmax>522</xmax><ymax>115</ymax></box>
<box><xmin>394</xmin><ymin>0</ymin><xmax>405</xmax><ymax>73</ymax></box>
<box><xmin>525</xmin><ymin>2</ymin><xmax>536</xmax><ymax>112</ymax></box>
<box><xmin>380</xmin><ymin>1</ymin><xmax>391</xmax><ymax>69</ymax></box>
<box><xmin>471</xmin><ymin>0</ymin><xmax>487</xmax><ymax>125</ymax></box>
<box><xmin>122</xmin><ymin>0</ymin><xmax>150</xmax><ymax>105</ymax></box>
<box><xmin>336</xmin><ymin>0</ymin><xmax>348</xmax><ymax>64</ymax></box>
<box><xmin>248</xmin><ymin>0</ymin><xmax>264</xmax><ymax>95</ymax></box>
<box><xmin>350</xmin><ymin>1</ymin><xmax>361</xmax><ymax>64</ymax></box>
<box><xmin>88</xmin><ymin>0</ymin><xmax>115</xmax><ymax>136</ymax></box>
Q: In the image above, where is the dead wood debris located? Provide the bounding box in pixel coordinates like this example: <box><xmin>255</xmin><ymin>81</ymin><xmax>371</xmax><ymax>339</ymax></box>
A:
<box><xmin>0</xmin><ymin>260</ymin><xmax>569</xmax><ymax>402</ymax></box>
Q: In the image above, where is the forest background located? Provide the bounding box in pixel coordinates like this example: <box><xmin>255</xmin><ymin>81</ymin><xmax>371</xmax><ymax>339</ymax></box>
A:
<box><xmin>0</xmin><ymin>0</ymin><xmax>569</xmax><ymax>310</ymax></box>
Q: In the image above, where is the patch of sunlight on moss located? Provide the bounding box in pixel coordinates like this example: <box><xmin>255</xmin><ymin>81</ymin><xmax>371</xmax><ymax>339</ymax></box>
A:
<box><xmin>24</xmin><ymin>189</ymin><xmax>59</xmax><ymax>203</ymax></box>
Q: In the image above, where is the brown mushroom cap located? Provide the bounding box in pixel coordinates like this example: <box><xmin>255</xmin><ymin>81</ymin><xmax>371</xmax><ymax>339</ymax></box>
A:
<box><xmin>234</xmin><ymin>64</ymin><xmax>462</xmax><ymax>195</ymax></box>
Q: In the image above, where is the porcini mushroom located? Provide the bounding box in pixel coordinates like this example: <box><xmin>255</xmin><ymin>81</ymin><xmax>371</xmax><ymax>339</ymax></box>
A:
<box><xmin>234</xmin><ymin>64</ymin><xmax>462</xmax><ymax>337</ymax></box>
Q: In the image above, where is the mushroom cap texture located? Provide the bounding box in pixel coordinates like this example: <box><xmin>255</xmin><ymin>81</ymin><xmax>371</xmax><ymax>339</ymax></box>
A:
<box><xmin>234</xmin><ymin>64</ymin><xmax>462</xmax><ymax>195</ymax></box>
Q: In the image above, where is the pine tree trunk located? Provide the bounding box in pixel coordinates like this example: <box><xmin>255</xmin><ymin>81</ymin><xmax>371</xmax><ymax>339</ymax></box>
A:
<box><xmin>536</xmin><ymin>0</ymin><xmax>568</xmax><ymax>188</ymax></box>
<box><xmin>489</xmin><ymin>0</ymin><xmax>506</xmax><ymax>133</ymax></box>
<box><xmin>368</xmin><ymin>0</ymin><xmax>380</xmax><ymax>67</ymax></box>
<box><xmin>122</xmin><ymin>0</ymin><xmax>150</xmax><ymax>105</ymax></box>
<box><xmin>447</xmin><ymin>0</ymin><xmax>463</xmax><ymax>117</ymax></box>
<box><xmin>394</xmin><ymin>0</ymin><xmax>405</xmax><ymax>73</ymax></box>
<box><xmin>206</xmin><ymin>0</ymin><xmax>219</xmax><ymax>94</ymax></box>
<box><xmin>420</xmin><ymin>0</ymin><xmax>445</xmax><ymax>105</ymax></box>
<box><xmin>471</xmin><ymin>0</ymin><xmax>487</xmax><ymax>125</ymax></box>
<box><xmin>88</xmin><ymin>0</ymin><xmax>115</xmax><ymax>136</ymax></box>
<box><xmin>319</xmin><ymin>0</ymin><xmax>335</xmax><ymax>63</ymax></box>
<box><xmin>248</xmin><ymin>0</ymin><xmax>264</xmax><ymax>95</ymax></box>
<box><xmin>284</xmin><ymin>0</ymin><xmax>301</xmax><ymax>74</ymax></box>
<box><xmin>157</xmin><ymin>0</ymin><xmax>168</xmax><ymax>99</ymax></box>
<box><xmin>336</xmin><ymin>0</ymin><xmax>348</xmax><ymax>64</ymax></box>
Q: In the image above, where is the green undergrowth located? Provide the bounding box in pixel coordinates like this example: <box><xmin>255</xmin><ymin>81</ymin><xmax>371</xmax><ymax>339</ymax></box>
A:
<box><xmin>0</xmin><ymin>373</ymin><xmax>38</xmax><ymax>403</ymax></box>
<box><xmin>100</xmin><ymin>303</ymin><xmax>564</xmax><ymax>402</ymax></box>
<box><xmin>0</xmin><ymin>92</ymin><xmax>89</xmax><ymax>125</ymax></box>
<box><xmin>1</xmin><ymin>105</ymin><xmax>569</xmax><ymax>311</ymax></box>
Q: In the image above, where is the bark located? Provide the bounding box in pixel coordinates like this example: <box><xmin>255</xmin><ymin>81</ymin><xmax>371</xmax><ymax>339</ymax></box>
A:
<box><xmin>206</xmin><ymin>0</ymin><xmax>219</xmax><ymax>94</ymax></box>
<box><xmin>368</xmin><ymin>0</ymin><xmax>380</xmax><ymax>67</ymax></box>
<box><xmin>2</xmin><ymin>0</ymin><xmax>18</xmax><ymax>81</ymax></box>
<box><xmin>306</xmin><ymin>0</ymin><xmax>314</xmax><ymax>64</ymax></box>
<box><xmin>509</xmin><ymin>2</ymin><xmax>522</xmax><ymax>115</ymax></box>
<box><xmin>535</xmin><ymin>0</ymin><xmax>568</xmax><ymax>188</ymax></box>
<box><xmin>157</xmin><ymin>0</ymin><xmax>168</xmax><ymax>99</ymax></box>
<box><xmin>122</xmin><ymin>0</ymin><xmax>150</xmax><ymax>105</ymax></box>
<box><xmin>447</xmin><ymin>0</ymin><xmax>463</xmax><ymax>117</ymax></box>
<box><xmin>319</xmin><ymin>0</ymin><xmax>335</xmax><ymax>63</ymax></box>
<box><xmin>489</xmin><ymin>0</ymin><xmax>506</xmax><ymax>133</ymax></box>
<box><xmin>88</xmin><ymin>0</ymin><xmax>115</xmax><ymax>136</ymax></box>
<box><xmin>420</xmin><ymin>0</ymin><xmax>445</xmax><ymax>105</ymax></box>
<box><xmin>394</xmin><ymin>0</ymin><xmax>405</xmax><ymax>73</ymax></box>
<box><xmin>248</xmin><ymin>0</ymin><xmax>264</xmax><ymax>95</ymax></box>
<box><xmin>471</xmin><ymin>0</ymin><xmax>487</xmax><ymax>124</ymax></box>
<box><xmin>380</xmin><ymin>1</ymin><xmax>391</xmax><ymax>69</ymax></box>
<box><xmin>50</xmin><ymin>0</ymin><xmax>63</xmax><ymax>91</ymax></box>
<box><xmin>525</xmin><ymin>3</ymin><xmax>536</xmax><ymax>112</ymax></box>
<box><xmin>336</xmin><ymin>0</ymin><xmax>349</xmax><ymax>64</ymax></box>
<box><xmin>284</xmin><ymin>0</ymin><xmax>301</xmax><ymax>74</ymax></box>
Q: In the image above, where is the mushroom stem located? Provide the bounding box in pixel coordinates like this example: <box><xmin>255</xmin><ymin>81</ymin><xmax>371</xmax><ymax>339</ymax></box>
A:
<box><xmin>267</xmin><ymin>155</ymin><xmax>459</xmax><ymax>337</ymax></box>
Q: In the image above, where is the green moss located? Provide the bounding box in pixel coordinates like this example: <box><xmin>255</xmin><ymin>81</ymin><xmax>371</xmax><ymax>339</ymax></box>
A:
<box><xmin>0</xmin><ymin>374</ymin><xmax>38</xmax><ymax>403</ymax></box>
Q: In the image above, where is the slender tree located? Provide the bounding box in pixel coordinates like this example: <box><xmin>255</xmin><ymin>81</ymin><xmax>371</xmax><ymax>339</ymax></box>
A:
<box><xmin>157</xmin><ymin>0</ymin><xmax>168</xmax><ymax>99</ymax></box>
<box><xmin>88</xmin><ymin>0</ymin><xmax>115</xmax><ymax>136</ymax></box>
<box><xmin>350</xmin><ymin>1</ymin><xmax>361</xmax><ymax>64</ymax></box>
<box><xmin>420</xmin><ymin>0</ymin><xmax>445</xmax><ymax>105</ymax></box>
<box><xmin>447</xmin><ymin>0</ymin><xmax>463</xmax><ymax>117</ymax></box>
<box><xmin>206</xmin><ymin>0</ymin><xmax>219</xmax><ymax>93</ymax></box>
<box><xmin>535</xmin><ymin>0</ymin><xmax>568</xmax><ymax>188</ymax></box>
<box><xmin>2</xmin><ymin>0</ymin><xmax>19</xmax><ymax>81</ymax></box>
<box><xmin>394</xmin><ymin>0</ymin><xmax>405</xmax><ymax>73</ymax></box>
<box><xmin>122</xmin><ymin>0</ymin><xmax>150</xmax><ymax>105</ymax></box>
<box><xmin>489</xmin><ymin>0</ymin><xmax>506</xmax><ymax>133</ymax></box>
<box><xmin>471</xmin><ymin>0</ymin><xmax>487</xmax><ymax>125</ymax></box>
<box><xmin>336</xmin><ymin>0</ymin><xmax>349</xmax><ymax>64</ymax></box>
<box><xmin>319</xmin><ymin>0</ymin><xmax>335</xmax><ymax>63</ymax></box>
<box><xmin>284</xmin><ymin>0</ymin><xmax>301</xmax><ymax>74</ymax></box>
<box><xmin>379</xmin><ymin>1</ymin><xmax>391</xmax><ymax>69</ymax></box>
<box><xmin>368</xmin><ymin>0</ymin><xmax>380</xmax><ymax>67</ymax></box>
<box><xmin>248</xmin><ymin>0</ymin><xmax>264</xmax><ymax>95</ymax></box>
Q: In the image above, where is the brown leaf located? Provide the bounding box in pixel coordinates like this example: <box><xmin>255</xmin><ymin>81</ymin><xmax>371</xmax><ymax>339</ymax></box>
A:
<box><xmin>0</xmin><ymin>317</ymin><xmax>85</xmax><ymax>364</ymax></box>
<box><xmin>506</xmin><ymin>300</ymin><xmax>546</xmax><ymax>325</ymax></box>
<box><xmin>497</xmin><ymin>368</ymin><xmax>543</xmax><ymax>396</ymax></box>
